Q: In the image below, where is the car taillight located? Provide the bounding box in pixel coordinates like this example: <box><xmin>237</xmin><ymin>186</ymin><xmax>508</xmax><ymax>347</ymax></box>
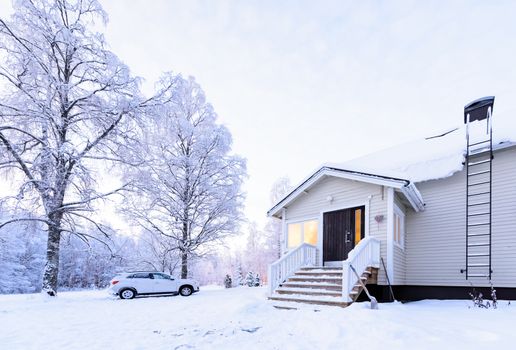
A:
<box><xmin>111</xmin><ymin>280</ymin><xmax>119</xmax><ymax>285</ymax></box>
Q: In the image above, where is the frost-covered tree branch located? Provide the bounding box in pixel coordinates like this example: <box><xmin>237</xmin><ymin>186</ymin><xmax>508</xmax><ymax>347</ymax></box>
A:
<box><xmin>124</xmin><ymin>74</ymin><xmax>247</xmax><ymax>278</ymax></box>
<box><xmin>0</xmin><ymin>0</ymin><xmax>173</xmax><ymax>296</ymax></box>
<box><xmin>0</xmin><ymin>217</ymin><xmax>52</xmax><ymax>230</ymax></box>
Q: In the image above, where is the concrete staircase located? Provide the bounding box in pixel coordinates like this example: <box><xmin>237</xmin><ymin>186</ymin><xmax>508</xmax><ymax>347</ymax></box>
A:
<box><xmin>269</xmin><ymin>266</ymin><xmax>378</xmax><ymax>309</ymax></box>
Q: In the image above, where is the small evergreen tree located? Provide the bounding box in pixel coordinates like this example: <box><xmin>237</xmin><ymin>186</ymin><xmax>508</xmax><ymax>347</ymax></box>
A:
<box><xmin>254</xmin><ymin>273</ymin><xmax>261</xmax><ymax>287</ymax></box>
<box><xmin>235</xmin><ymin>265</ymin><xmax>244</xmax><ymax>286</ymax></box>
<box><xmin>224</xmin><ymin>274</ymin><xmax>232</xmax><ymax>289</ymax></box>
<box><xmin>245</xmin><ymin>271</ymin><xmax>255</xmax><ymax>287</ymax></box>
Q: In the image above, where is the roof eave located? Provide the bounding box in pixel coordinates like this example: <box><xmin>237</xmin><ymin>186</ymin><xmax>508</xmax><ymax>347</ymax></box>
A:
<box><xmin>400</xmin><ymin>183</ymin><xmax>425</xmax><ymax>212</ymax></box>
<box><xmin>267</xmin><ymin>166</ymin><xmax>423</xmax><ymax>218</ymax></box>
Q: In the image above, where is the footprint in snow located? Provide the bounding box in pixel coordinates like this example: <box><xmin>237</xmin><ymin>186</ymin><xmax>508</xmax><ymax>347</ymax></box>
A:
<box><xmin>174</xmin><ymin>345</ymin><xmax>194</xmax><ymax>350</ymax></box>
<box><xmin>241</xmin><ymin>326</ymin><xmax>261</xmax><ymax>333</ymax></box>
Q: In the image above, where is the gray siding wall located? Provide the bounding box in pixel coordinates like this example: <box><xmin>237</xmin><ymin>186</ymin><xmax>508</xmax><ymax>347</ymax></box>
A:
<box><xmin>284</xmin><ymin>176</ymin><xmax>390</xmax><ymax>285</ymax></box>
<box><xmin>406</xmin><ymin>146</ymin><xmax>516</xmax><ymax>287</ymax></box>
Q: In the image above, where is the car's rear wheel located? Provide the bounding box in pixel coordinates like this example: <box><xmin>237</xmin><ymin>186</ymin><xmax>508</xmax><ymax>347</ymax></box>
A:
<box><xmin>119</xmin><ymin>288</ymin><xmax>136</xmax><ymax>299</ymax></box>
<box><xmin>179</xmin><ymin>285</ymin><xmax>193</xmax><ymax>296</ymax></box>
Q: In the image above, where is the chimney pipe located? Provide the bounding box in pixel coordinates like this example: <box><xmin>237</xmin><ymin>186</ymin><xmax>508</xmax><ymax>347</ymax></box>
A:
<box><xmin>464</xmin><ymin>96</ymin><xmax>495</xmax><ymax>124</ymax></box>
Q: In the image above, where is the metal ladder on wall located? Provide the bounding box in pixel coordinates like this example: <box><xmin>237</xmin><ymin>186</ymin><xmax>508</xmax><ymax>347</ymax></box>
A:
<box><xmin>464</xmin><ymin>97</ymin><xmax>495</xmax><ymax>280</ymax></box>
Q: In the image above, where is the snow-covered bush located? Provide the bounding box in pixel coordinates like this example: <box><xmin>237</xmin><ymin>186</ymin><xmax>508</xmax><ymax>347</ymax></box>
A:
<box><xmin>235</xmin><ymin>265</ymin><xmax>244</xmax><ymax>286</ymax></box>
<box><xmin>469</xmin><ymin>285</ymin><xmax>498</xmax><ymax>309</ymax></box>
<box><xmin>58</xmin><ymin>233</ymin><xmax>135</xmax><ymax>290</ymax></box>
<box><xmin>254</xmin><ymin>273</ymin><xmax>261</xmax><ymax>287</ymax></box>
<box><xmin>469</xmin><ymin>289</ymin><xmax>488</xmax><ymax>308</ymax></box>
<box><xmin>491</xmin><ymin>285</ymin><xmax>498</xmax><ymax>309</ymax></box>
<box><xmin>0</xmin><ymin>209</ymin><xmax>45</xmax><ymax>294</ymax></box>
<box><xmin>245</xmin><ymin>271</ymin><xmax>255</xmax><ymax>287</ymax></box>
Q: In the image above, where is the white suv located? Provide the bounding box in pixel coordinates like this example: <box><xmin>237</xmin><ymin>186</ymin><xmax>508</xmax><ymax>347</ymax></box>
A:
<box><xmin>109</xmin><ymin>272</ymin><xmax>200</xmax><ymax>299</ymax></box>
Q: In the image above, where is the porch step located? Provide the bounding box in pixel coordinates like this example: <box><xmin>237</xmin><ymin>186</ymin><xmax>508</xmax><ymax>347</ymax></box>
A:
<box><xmin>287</xmin><ymin>276</ymin><xmax>342</xmax><ymax>284</ymax></box>
<box><xmin>269</xmin><ymin>250</ymin><xmax>379</xmax><ymax>308</ymax></box>
<box><xmin>275</xmin><ymin>287</ymin><xmax>342</xmax><ymax>297</ymax></box>
<box><xmin>280</xmin><ymin>281</ymin><xmax>342</xmax><ymax>291</ymax></box>
<box><xmin>268</xmin><ymin>294</ymin><xmax>349</xmax><ymax>307</ymax></box>
<box><xmin>299</xmin><ymin>267</ymin><xmax>342</xmax><ymax>271</ymax></box>
<box><xmin>294</xmin><ymin>270</ymin><xmax>342</xmax><ymax>277</ymax></box>
<box><xmin>272</xmin><ymin>265</ymin><xmax>346</xmax><ymax>306</ymax></box>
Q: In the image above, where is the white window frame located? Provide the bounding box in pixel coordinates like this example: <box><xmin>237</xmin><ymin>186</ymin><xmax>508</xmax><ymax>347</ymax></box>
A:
<box><xmin>285</xmin><ymin>217</ymin><xmax>319</xmax><ymax>250</ymax></box>
<box><xmin>393</xmin><ymin>204</ymin><xmax>405</xmax><ymax>250</ymax></box>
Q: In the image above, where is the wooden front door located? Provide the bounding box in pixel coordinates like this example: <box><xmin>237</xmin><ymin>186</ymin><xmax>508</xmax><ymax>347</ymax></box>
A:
<box><xmin>323</xmin><ymin>206</ymin><xmax>365</xmax><ymax>263</ymax></box>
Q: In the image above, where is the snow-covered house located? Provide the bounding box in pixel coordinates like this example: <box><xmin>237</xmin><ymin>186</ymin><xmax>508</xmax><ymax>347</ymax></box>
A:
<box><xmin>267</xmin><ymin>97</ymin><xmax>516</xmax><ymax>307</ymax></box>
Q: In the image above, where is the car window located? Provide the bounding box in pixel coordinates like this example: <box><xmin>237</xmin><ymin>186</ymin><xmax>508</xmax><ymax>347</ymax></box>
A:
<box><xmin>128</xmin><ymin>273</ymin><xmax>152</xmax><ymax>279</ymax></box>
<box><xmin>152</xmin><ymin>273</ymin><xmax>172</xmax><ymax>280</ymax></box>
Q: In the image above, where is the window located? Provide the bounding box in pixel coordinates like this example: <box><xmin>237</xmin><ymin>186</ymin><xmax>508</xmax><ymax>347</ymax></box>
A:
<box><xmin>287</xmin><ymin>223</ymin><xmax>302</xmax><ymax>248</ymax></box>
<box><xmin>129</xmin><ymin>273</ymin><xmax>152</xmax><ymax>279</ymax></box>
<box><xmin>303</xmin><ymin>221</ymin><xmax>318</xmax><ymax>245</ymax></box>
<box><xmin>393</xmin><ymin>205</ymin><xmax>405</xmax><ymax>249</ymax></box>
<box><xmin>287</xmin><ymin>219</ymin><xmax>318</xmax><ymax>249</ymax></box>
<box><xmin>153</xmin><ymin>273</ymin><xmax>173</xmax><ymax>280</ymax></box>
<box><xmin>355</xmin><ymin>208</ymin><xmax>363</xmax><ymax>244</ymax></box>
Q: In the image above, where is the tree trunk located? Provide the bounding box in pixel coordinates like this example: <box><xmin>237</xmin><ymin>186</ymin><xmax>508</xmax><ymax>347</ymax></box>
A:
<box><xmin>181</xmin><ymin>251</ymin><xmax>188</xmax><ymax>279</ymax></box>
<box><xmin>41</xmin><ymin>222</ymin><xmax>62</xmax><ymax>296</ymax></box>
<box><xmin>181</xmin><ymin>210</ymin><xmax>189</xmax><ymax>278</ymax></box>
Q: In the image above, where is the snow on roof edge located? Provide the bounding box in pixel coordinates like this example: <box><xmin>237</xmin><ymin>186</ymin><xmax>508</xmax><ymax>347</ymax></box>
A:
<box><xmin>333</xmin><ymin>118</ymin><xmax>516</xmax><ymax>184</ymax></box>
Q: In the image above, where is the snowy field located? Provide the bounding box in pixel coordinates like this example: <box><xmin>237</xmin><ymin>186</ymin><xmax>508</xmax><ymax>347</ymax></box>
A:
<box><xmin>0</xmin><ymin>287</ymin><xmax>515</xmax><ymax>350</ymax></box>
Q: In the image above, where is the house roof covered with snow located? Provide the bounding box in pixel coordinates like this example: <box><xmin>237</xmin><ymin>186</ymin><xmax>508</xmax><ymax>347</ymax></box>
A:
<box><xmin>327</xmin><ymin>116</ymin><xmax>515</xmax><ymax>184</ymax></box>
<box><xmin>268</xmin><ymin>114</ymin><xmax>516</xmax><ymax>218</ymax></box>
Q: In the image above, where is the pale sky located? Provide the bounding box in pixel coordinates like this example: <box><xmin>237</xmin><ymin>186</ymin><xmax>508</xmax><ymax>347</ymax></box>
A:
<box><xmin>2</xmin><ymin>1</ymin><xmax>516</xmax><ymax>228</ymax></box>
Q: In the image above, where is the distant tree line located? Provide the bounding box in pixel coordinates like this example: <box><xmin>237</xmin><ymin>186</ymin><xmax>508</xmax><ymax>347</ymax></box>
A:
<box><xmin>0</xmin><ymin>175</ymin><xmax>290</xmax><ymax>294</ymax></box>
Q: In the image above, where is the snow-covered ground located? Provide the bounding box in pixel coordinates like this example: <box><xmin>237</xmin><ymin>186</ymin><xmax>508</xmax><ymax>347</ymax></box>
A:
<box><xmin>0</xmin><ymin>287</ymin><xmax>514</xmax><ymax>349</ymax></box>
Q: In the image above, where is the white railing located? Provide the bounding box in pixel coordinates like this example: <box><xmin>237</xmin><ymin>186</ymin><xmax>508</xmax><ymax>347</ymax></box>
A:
<box><xmin>342</xmin><ymin>237</ymin><xmax>380</xmax><ymax>302</ymax></box>
<box><xmin>268</xmin><ymin>243</ymin><xmax>318</xmax><ymax>296</ymax></box>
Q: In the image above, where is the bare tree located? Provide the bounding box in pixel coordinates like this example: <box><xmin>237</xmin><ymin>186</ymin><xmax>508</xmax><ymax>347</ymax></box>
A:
<box><xmin>134</xmin><ymin>230</ymin><xmax>181</xmax><ymax>275</ymax></box>
<box><xmin>125</xmin><ymin>74</ymin><xmax>247</xmax><ymax>278</ymax></box>
<box><xmin>0</xmin><ymin>0</ymin><xmax>168</xmax><ymax>295</ymax></box>
<box><xmin>240</xmin><ymin>178</ymin><xmax>292</xmax><ymax>281</ymax></box>
<box><xmin>244</xmin><ymin>222</ymin><xmax>268</xmax><ymax>279</ymax></box>
<box><xmin>264</xmin><ymin>177</ymin><xmax>292</xmax><ymax>259</ymax></box>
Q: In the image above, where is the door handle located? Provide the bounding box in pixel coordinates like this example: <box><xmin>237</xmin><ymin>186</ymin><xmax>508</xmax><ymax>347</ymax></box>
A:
<box><xmin>345</xmin><ymin>231</ymin><xmax>351</xmax><ymax>243</ymax></box>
